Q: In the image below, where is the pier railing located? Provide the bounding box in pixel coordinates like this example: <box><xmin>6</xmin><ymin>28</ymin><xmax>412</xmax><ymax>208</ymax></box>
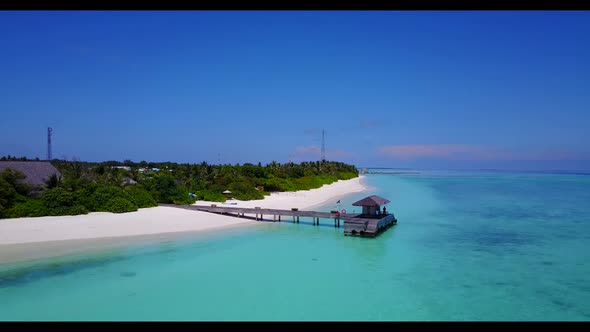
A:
<box><xmin>159</xmin><ymin>204</ymin><xmax>397</xmax><ymax>236</ymax></box>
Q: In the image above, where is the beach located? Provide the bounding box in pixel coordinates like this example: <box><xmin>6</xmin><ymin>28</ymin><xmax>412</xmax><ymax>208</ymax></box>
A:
<box><xmin>193</xmin><ymin>174</ymin><xmax>370</xmax><ymax>210</ymax></box>
<box><xmin>0</xmin><ymin>176</ymin><xmax>367</xmax><ymax>263</ymax></box>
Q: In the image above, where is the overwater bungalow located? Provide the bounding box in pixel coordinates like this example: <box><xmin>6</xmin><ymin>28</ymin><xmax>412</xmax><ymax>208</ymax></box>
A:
<box><xmin>343</xmin><ymin>195</ymin><xmax>397</xmax><ymax>237</ymax></box>
<box><xmin>352</xmin><ymin>195</ymin><xmax>391</xmax><ymax>216</ymax></box>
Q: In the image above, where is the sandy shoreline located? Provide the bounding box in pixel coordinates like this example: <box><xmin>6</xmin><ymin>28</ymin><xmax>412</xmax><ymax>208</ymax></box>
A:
<box><xmin>0</xmin><ymin>176</ymin><xmax>368</xmax><ymax>264</ymax></box>
<box><xmin>192</xmin><ymin>174</ymin><xmax>368</xmax><ymax>210</ymax></box>
<box><xmin>0</xmin><ymin>222</ymin><xmax>266</xmax><ymax>266</ymax></box>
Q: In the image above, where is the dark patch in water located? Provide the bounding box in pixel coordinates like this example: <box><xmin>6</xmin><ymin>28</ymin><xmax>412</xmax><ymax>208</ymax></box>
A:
<box><xmin>535</xmin><ymin>288</ymin><xmax>552</xmax><ymax>298</ymax></box>
<box><xmin>462</xmin><ymin>284</ymin><xmax>473</xmax><ymax>289</ymax></box>
<box><xmin>311</xmin><ymin>258</ymin><xmax>318</xmax><ymax>261</ymax></box>
<box><xmin>120</xmin><ymin>271</ymin><xmax>137</xmax><ymax>278</ymax></box>
<box><xmin>541</xmin><ymin>261</ymin><xmax>554</xmax><ymax>266</ymax></box>
<box><xmin>0</xmin><ymin>255</ymin><xmax>127</xmax><ymax>288</ymax></box>
<box><xmin>480</xmin><ymin>208</ymin><xmax>544</xmax><ymax>220</ymax></box>
<box><xmin>551</xmin><ymin>299</ymin><xmax>574</xmax><ymax>310</ymax></box>
<box><xmin>159</xmin><ymin>248</ymin><xmax>177</xmax><ymax>254</ymax></box>
<box><xmin>494</xmin><ymin>281</ymin><xmax>508</xmax><ymax>286</ymax></box>
<box><xmin>563</xmin><ymin>280</ymin><xmax>590</xmax><ymax>293</ymax></box>
<box><xmin>477</xmin><ymin>231</ymin><xmax>529</xmax><ymax>246</ymax></box>
<box><xmin>448</xmin><ymin>229</ymin><xmax>531</xmax><ymax>249</ymax></box>
<box><xmin>128</xmin><ymin>292</ymin><xmax>137</xmax><ymax>297</ymax></box>
<box><xmin>158</xmin><ymin>243</ymin><xmax>178</xmax><ymax>255</ymax></box>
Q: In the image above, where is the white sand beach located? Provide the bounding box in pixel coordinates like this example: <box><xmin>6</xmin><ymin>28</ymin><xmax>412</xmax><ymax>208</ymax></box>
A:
<box><xmin>0</xmin><ymin>176</ymin><xmax>367</xmax><ymax>263</ymax></box>
<box><xmin>192</xmin><ymin>175</ymin><xmax>368</xmax><ymax>210</ymax></box>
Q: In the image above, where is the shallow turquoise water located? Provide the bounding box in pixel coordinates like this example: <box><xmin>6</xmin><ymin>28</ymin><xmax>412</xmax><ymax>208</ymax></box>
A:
<box><xmin>1</xmin><ymin>171</ymin><xmax>589</xmax><ymax>321</ymax></box>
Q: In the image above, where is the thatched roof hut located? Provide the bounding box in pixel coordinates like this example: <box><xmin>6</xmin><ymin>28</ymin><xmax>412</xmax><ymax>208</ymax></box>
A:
<box><xmin>352</xmin><ymin>195</ymin><xmax>391</xmax><ymax>216</ymax></box>
<box><xmin>0</xmin><ymin>161</ymin><xmax>61</xmax><ymax>187</ymax></box>
<box><xmin>352</xmin><ymin>195</ymin><xmax>390</xmax><ymax>207</ymax></box>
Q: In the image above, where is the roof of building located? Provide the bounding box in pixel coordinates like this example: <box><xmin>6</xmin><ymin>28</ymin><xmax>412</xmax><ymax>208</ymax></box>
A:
<box><xmin>352</xmin><ymin>195</ymin><xmax>390</xmax><ymax>207</ymax></box>
<box><xmin>121</xmin><ymin>177</ymin><xmax>137</xmax><ymax>185</ymax></box>
<box><xmin>0</xmin><ymin>161</ymin><xmax>61</xmax><ymax>186</ymax></box>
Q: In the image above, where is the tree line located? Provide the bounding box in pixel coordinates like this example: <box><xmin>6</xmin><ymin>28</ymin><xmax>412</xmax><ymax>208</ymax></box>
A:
<box><xmin>0</xmin><ymin>157</ymin><xmax>358</xmax><ymax>219</ymax></box>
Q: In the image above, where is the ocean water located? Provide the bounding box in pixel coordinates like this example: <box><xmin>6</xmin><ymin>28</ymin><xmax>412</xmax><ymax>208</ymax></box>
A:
<box><xmin>1</xmin><ymin>170</ymin><xmax>589</xmax><ymax>321</ymax></box>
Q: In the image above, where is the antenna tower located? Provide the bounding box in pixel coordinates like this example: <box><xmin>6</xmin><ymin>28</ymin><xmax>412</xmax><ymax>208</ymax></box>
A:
<box><xmin>321</xmin><ymin>129</ymin><xmax>326</xmax><ymax>161</ymax></box>
<box><xmin>47</xmin><ymin>127</ymin><xmax>53</xmax><ymax>161</ymax></box>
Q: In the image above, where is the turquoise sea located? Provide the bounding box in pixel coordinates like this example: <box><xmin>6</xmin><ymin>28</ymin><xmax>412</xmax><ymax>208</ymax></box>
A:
<box><xmin>1</xmin><ymin>170</ymin><xmax>589</xmax><ymax>321</ymax></box>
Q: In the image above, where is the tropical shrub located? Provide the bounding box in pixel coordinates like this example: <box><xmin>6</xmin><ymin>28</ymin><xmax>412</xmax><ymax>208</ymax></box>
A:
<box><xmin>124</xmin><ymin>186</ymin><xmax>157</xmax><ymax>208</ymax></box>
<box><xmin>41</xmin><ymin>188</ymin><xmax>76</xmax><ymax>209</ymax></box>
<box><xmin>46</xmin><ymin>204</ymin><xmax>89</xmax><ymax>216</ymax></box>
<box><xmin>103</xmin><ymin>197</ymin><xmax>138</xmax><ymax>213</ymax></box>
<box><xmin>89</xmin><ymin>185</ymin><xmax>136</xmax><ymax>212</ymax></box>
<box><xmin>194</xmin><ymin>190</ymin><xmax>226</xmax><ymax>202</ymax></box>
<box><xmin>7</xmin><ymin>199</ymin><xmax>49</xmax><ymax>218</ymax></box>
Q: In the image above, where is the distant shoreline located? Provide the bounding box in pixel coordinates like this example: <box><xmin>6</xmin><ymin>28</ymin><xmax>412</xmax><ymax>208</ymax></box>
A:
<box><xmin>0</xmin><ymin>176</ymin><xmax>368</xmax><ymax>264</ymax></box>
<box><xmin>363</xmin><ymin>171</ymin><xmax>420</xmax><ymax>175</ymax></box>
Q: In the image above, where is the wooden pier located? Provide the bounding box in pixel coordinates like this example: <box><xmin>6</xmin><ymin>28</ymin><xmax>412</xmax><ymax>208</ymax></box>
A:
<box><xmin>342</xmin><ymin>213</ymin><xmax>397</xmax><ymax>237</ymax></box>
<box><xmin>160</xmin><ymin>195</ymin><xmax>397</xmax><ymax>238</ymax></box>
<box><xmin>160</xmin><ymin>204</ymin><xmax>344</xmax><ymax>227</ymax></box>
<box><xmin>360</xmin><ymin>170</ymin><xmax>419</xmax><ymax>175</ymax></box>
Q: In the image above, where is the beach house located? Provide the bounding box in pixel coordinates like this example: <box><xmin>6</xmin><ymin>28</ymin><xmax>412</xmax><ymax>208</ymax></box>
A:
<box><xmin>344</xmin><ymin>195</ymin><xmax>397</xmax><ymax>237</ymax></box>
<box><xmin>0</xmin><ymin>161</ymin><xmax>62</xmax><ymax>189</ymax></box>
<box><xmin>352</xmin><ymin>195</ymin><xmax>391</xmax><ymax>216</ymax></box>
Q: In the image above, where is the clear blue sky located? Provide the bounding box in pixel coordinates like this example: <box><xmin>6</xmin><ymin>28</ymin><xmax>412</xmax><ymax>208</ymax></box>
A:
<box><xmin>1</xmin><ymin>10</ymin><xmax>589</xmax><ymax>170</ymax></box>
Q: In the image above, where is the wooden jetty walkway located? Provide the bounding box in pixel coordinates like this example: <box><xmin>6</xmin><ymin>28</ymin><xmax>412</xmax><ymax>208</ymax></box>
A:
<box><xmin>160</xmin><ymin>195</ymin><xmax>397</xmax><ymax>238</ymax></box>
<box><xmin>360</xmin><ymin>169</ymin><xmax>419</xmax><ymax>175</ymax></box>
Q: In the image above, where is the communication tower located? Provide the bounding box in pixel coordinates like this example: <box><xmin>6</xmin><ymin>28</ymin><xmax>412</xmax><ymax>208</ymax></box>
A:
<box><xmin>47</xmin><ymin>127</ymin><xmax>53</xmax><ymax>161</ymax></box>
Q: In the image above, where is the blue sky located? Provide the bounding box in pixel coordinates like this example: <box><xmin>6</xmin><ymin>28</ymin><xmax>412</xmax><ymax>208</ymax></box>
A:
<box><xmin>1</xmin><ymin>11</ymin><xmax>589</xmax><ymax>170</ymax></box>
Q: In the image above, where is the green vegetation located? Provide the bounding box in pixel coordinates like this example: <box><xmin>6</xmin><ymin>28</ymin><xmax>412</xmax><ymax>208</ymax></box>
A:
<box><xmin>8</xmin><ymin>200</ymin><xmax>48</xmax><ymax>218</ymax></box>
<box><xmin>124</xmin><ymin>186</ymin><xmax>157</xmax><ymax>208</ymax></box>
<box><xmin>102</xmin><ymin>197</ymin><xmax>138</xmax><ymax>214</ymax></box>
<box><xmin>0</xmin><ymin>156</ymin><xmax>358</xmax><ymax>219</ymax></box>
<box><xmin>0</xmin><ymin>168</ymin><xmax>30</xmax><ymax>218</ymax></box>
